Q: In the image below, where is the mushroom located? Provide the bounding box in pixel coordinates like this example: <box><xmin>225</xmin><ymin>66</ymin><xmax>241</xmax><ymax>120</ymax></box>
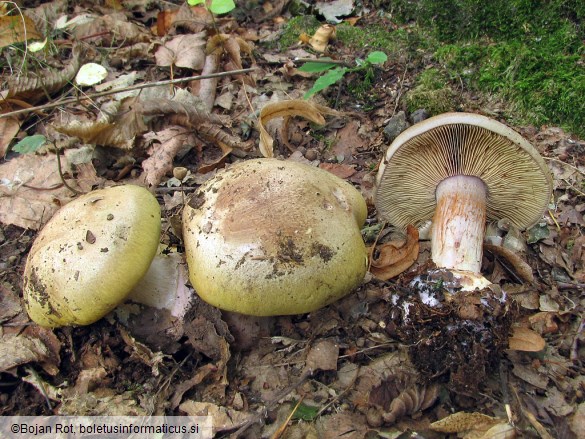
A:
<box><xmin>375</xmin><ymin>112</ymin><xmax>552</xmax><ymax>288</ymax></box>
<box><xmin>182</xmin><ymin>158</ymin><xmax>368</xmax><ymax>316</ymax></box>
<box><xmin>23</xmin><ymin>185</ymin><xmax>161</xmax><ymax>327</ymax></box>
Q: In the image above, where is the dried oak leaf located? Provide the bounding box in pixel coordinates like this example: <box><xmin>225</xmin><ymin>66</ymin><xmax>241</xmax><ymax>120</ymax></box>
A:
<box><xmin>155</xmin><ymin>33</ymin><xmax>206</xmax><ymax>69</ymax></box>
<box><xmin>370</xmin><ymin>225</ymin><xmax>419</xmax><ymax>280</ymax></box>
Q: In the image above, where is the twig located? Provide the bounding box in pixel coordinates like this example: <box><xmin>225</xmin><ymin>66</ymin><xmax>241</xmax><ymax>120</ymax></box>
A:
<box><xmin>543</xmin><ymin>157</ymin><xmax>585</xmax><ymax>176</ymax></box>
<box><xmin>270</xmin><ymin>395</ymin><xmax>305</xmax><ymax>439</ymax></box>
<box><xmin>155</xmin><ymin>186</ymin><xmax>199</xmax><ymax>193</ymax></box>
<box><xmin>315</xmin><ymin>365</ymin><xmax>360</xmax><ymax>418</ymax></box>
<box><xmin>570</xmin><ymin>318</ymin><xmax>584</xmax><ymax>362</ymax></box>
<box><xmin>392</xmin><ymin>63</ymin><xmax>409</xmax><ymax>116</ymax></box>
<box><xmin>1</xmin><ymin>68</ymin><xmax>257</xmax><ymax>119</ymax></box>
<box><xmin>55</xmin><ymin>146</ymin><xmax>82</xmax><ymax>195</ymax></box>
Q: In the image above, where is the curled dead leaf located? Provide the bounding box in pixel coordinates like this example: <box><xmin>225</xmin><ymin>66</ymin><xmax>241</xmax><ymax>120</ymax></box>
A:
<box><xmin>309</xmin><ymin>24</ymin><xmax>336</xmax><ymax>53</ymax></box>
<box><xmin>508</xmin><ymin>325</ymin><xmax>546</xmax><ymax>352</ymax></box>
<box><xmin>370</xmin><ymin>225</ymin><xmax>419</xmax><ymax>280</ymax></box>
<box><xmin>484</xmin><ymin>243</ymin><xmax>535</xmax><ymax>284</ymax></box>
<box><xmin>258</xmin><ymin>100</ymin><xmax>331</xmax><ymax>157</ymax></box>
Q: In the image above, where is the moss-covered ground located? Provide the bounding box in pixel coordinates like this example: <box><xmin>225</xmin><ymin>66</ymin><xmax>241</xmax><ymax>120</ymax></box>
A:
<box><xmin>280</xmin><ymin>0</ymin><xmax>585</xmax><ymax>137</ymax></box>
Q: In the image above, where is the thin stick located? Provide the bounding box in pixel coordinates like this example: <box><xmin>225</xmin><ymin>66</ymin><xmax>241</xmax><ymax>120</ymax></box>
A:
<box><xmin>55</xmin><ymin>146</ymin><xmax>82</xmax><ymax>195</ymax></box>
<box><xmin>270</xmin><ymin>395</ymin><xmax>305</xmax><ymax>439</ymax></box>
<box><xmin>1</xmin><ymin>68</ymin><xmax>257</xmax><ymax>119</ymax></box>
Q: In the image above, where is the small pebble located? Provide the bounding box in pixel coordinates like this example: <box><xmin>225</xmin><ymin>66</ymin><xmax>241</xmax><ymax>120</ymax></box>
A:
<box><xmin>305</xmin><ymin>148</ymin><xmax>319</xmax><ymax>161</ymax></box>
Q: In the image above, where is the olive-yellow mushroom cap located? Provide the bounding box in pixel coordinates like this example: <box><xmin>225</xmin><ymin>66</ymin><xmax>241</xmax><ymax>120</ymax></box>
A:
<box><xmin>23</xmin><ymin>185</ymin><xmax>161</xmax><ymax>327</ymax></box>
<box><xmin>182</xmin><ymin>159</ymin><xmax>368</xmax><ymax>316</ymax></box>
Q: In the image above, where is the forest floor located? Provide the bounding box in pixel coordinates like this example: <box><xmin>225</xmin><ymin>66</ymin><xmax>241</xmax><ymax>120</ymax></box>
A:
<box><xmin>0</xmin><ymin>1</ymin><xmax>584</xmax><ymax>438</ymax></box>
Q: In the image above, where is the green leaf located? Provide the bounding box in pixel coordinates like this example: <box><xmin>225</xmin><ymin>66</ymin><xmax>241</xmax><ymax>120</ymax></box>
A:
<box><xmin>187</xmin><ymin>0</ymin><xmax>205</xmax><ymax>5</ymax></box>
<box><xmin>291</xmin><ymin>402</ymin><xmax>319</xmax><ymax>421</ymax></box>
<box><xmin>13</xmin><ymin>135</ymin><xmax>47</xmax><ymax>154</ymax></box>
<box><xmin>365</xmin><ymin>51</ymin><xmax>388</xmax><ymax>65</ymax></box>
<box><xmin>304</xmin><ymin>67</ymin><xmax>347</xmax><ymax>99</ymax></box>
<box><xmin>298</xmin><ymin>60</ymin><xmax>337</xmax><ymax>73</ymax></box>
<box><xmin>209</xmin><ymin>0</ymin><xmax>236</xmax><ymax>14</ymax></box>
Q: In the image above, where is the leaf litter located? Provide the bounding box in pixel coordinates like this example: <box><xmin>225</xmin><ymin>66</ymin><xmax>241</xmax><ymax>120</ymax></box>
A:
<box><xmin>0</xmin><ymin>1</ymin><xmax>584</xmax><ymax>438</ymax></box>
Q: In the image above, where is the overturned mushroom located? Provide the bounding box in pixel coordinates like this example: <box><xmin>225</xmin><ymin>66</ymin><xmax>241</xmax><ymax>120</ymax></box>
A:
<box><xmin>375</xmin><ymin>112</ymin><xmax>552</xmax><ymax>288</ymax></box>
<box><xmin>182</xmin><ymin>159</ymin><xmax>368</xmax><ymax>316</ymax></box>
<box><xmin>23</xmin><ymin>185</ymin><xmax>161</xmax><ymax>327</ymax></box>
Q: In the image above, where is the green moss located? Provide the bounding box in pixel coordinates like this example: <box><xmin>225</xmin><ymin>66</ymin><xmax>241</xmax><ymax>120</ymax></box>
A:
<box><xmin>389</xmin><ymin>0</ymin><xmax>585</xmax><ymax>137</ymax></box>
<box><xmin>406</xmin><ymin>68</ymin><xmax>457</xmax><ymax>115</ymax></box>
<box><xmin>335</xmin><ymin>23</ymin><xmax>435</xmax><ymax>59</ymax></box>
<box><xmin>278</xmin><ymin>15</ymin><xmax>320</xmax><ymax>50</ymax></box>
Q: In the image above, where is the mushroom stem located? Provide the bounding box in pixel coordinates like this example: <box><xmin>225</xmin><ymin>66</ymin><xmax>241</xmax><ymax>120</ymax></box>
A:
<box><xmin>431</xmin><ymin>175</ymin><xmax>487</xmax><ymax>273</ymax></box>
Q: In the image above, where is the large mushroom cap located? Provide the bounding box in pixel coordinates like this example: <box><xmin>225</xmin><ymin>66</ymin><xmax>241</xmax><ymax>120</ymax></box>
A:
<box><xmin>182</xmin><ymin>158</ymin><xmax>368</xmax><ymax>316</ymax></box>
<box><xmin>375</xmin><ymin>112</ymin><xmax>552</xmax><ymax>229</ymax></box>
<box><xmin>23</xmin><ymin>185</ymin><xmax>161</xmax><ymax>327</ymax></box>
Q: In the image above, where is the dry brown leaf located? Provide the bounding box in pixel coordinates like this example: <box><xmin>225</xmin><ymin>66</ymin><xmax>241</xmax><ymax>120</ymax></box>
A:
<box><xmin>0</xmin><ymin>15</ymin><xmax>42</xmax><ymax>48</ymax></box>
<box><xmin>258</xmin><ymin>100</ymin><xmax>329</xmax><ymax>157</ymax></box>
<box><xmin>179</xmin><ymin>400</ymin><xmax>253</xmax><ymax>432</ymax></box>
<box><xmin>69</xmin><ymin>13</ymin><xmax>150</xmax><ymax>46</ymax></box>
<box><xmin>0</xmin><ymin>283</ymin><xmax>22</xmax><ymax>323</ymax></box>
<box><xmin>370</xmin><ymin>225</ymin><xmax>419</xmax><ymax>280</ymax></box>
<box><xmin>508</xmin><ymin>325</ymin><xmax>546</xmax><ymax>352</ymax></box>
<box><xmin>319</xmin><ymin>163</ymin><xmax>356</xmax><ymax>179</ymax></box>
<box><xmin>198</xmin><ymin>49</ymin><xmax>222</xmax><ymax>111</ymax></box>
<box><xmin>55</xmin><ymin>98</ymin><xmax>148</xmax><ymax>149</ymax></box>
<box><xmin>430</xmin><ymin>411</ymin><xmax>502</xmax><ymax>434</ymax></box>
<box><xmin>155</xmin><ymin>3</ymin><xmax>212</xmax><ymax>36</ymax></box>
<box><xmin>0</xmin><ymin>115</ymin><xmax>20</xmax><ymax>156</ymax></box>
<box><xmin>142</xmin><ymin>127</ymin><xmax>193</xmax><ymax>187</ymax></box>
<box><xmin>155</xmin><ymin>33</ymin><xmax>206</xmax><ymax>69</ymax></box>
<box><xmin>304</xmin><ymin>339</ymin><xmax>339</xmax><ymax>373</ymax></box>
<box><xmin>0</xmin><ymin>334</ymin><xmax>49</xmax><ymax>372</ymax></box>
<box><xmin>170</xmin><ymin>363</ymin><xmax>216</xmax><ymax>409</ymax></box>
<box><xmin>0</xmin><ymin>151</ymin><xmax>102</xmax><ymax>230</ymax></box>
<box><xmin>309</xmin><ymin>24</ymin><xmax>336</xmax><ymax>52</ymax></box>
<box><xmin>484</xmin><ymin>243</ymin><xmax>535</xmax><ymax>284</ymax></box>
<box><xmin>58</xmin><ymin>388</ymin><xmax>148</xmax><ymax>416</ymax></box>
